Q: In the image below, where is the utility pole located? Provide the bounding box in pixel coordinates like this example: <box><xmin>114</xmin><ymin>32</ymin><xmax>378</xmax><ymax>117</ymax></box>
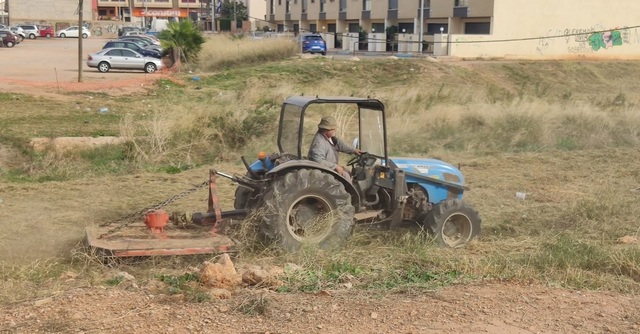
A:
<box><xmin>211</xmin><ymin>0</ymin><xmax>217</xmax><ymax>32</ymax></box>
<box><xmin>144</xmin><ymin>0</ymin><xmax>148</xmax><ymax>29</ymax></box>
<box><xmin>419</xmin><ymin>0</ymin><xmax>424</xmax><ymax>53</ymax></box>
<box><xmin>233</xmin><ymin>0</ymin><xmax>237</xmax><ymax>32</ymax></box>
<box><xmin>78</xmin><ymin>0</ymin><xmax>84</xmax><ymax>83</ymax></box>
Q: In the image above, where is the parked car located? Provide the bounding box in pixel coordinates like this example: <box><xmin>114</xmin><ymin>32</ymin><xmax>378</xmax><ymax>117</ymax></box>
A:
<box><xmin>86</xmin><ymin>47</ymin><xmax>164</xmax><ymax>73</ymax></box>
<box><xmin>58</xmin><ymin>26</ymin><xmax>91</xmax><ymax>38</ymax></box>
<box><xmin>118</xmin><ymin>37</ymin><xmax>166</xmax><ymax>56</ymax></box>
<box><xmin>0</xmin><ymin>30</ymin><xmax>17</xmax><ymax>47</ymax></box>
<box><xmin>117</xmin><ymin>26</ymin><xmax>142</xmax><ymax>37</ymax></box>
<box><xmin>102</xmin><ymin>40</ymin><xmax>162</xmax><ymax>58</ymax></box>
<box><xmin>119</xmin><ymin>34</ymin><xmax>160</xmax><ymax>45</ymax></box>
<box><xmin>38</xmin><ymin>25</ymin><xmax>55</xmax><ymax>38</ymax></box>
<box><xmin>18</xmin><ymin>25</ymin><xmax>39</xmax><ymax>39</ymax></box>
<box><xmin>301</xmin><ymin>33</ymin><xmax>327</xmax><ymax>55</ymax></box>
<box><xmin>9</xmin><ymin>26</ymin><xmax>25</xmax><ymax>42</ymax></box>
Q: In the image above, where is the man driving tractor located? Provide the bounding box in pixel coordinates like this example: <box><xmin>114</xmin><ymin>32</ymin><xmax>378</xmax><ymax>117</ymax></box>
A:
<box><xmin>308</xmin><ymin>115</ymin><xmax>362</xmax><ymax>182</ymax></box>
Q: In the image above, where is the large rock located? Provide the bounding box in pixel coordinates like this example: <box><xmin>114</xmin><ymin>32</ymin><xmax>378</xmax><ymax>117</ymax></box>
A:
<box><xmin>198</xmin><ymin>254</ymin><xmax>242</xmax><ymax>290</ymax></box>
<box><xmin>240</xmin><ymin>265</ymin><xmax>284</xmax><ymax>288</ymax></box>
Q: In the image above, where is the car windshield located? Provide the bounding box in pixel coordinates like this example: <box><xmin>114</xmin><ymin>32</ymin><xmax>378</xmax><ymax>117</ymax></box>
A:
<box><xmin>304</xmin><ymin>35</ymin><xmax>323</xmax><ymax>41</ymax></box>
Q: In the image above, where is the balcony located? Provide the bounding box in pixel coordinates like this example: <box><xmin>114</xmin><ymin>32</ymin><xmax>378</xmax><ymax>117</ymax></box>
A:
<box><xmin>301</xmin><ymin>13</ymin><xmax>307</xmax><ymax>21</ymax></box>
<box><xmin>319</xmin><ymin>12</ymin><xmax>326</xmax><ymax>20</ymax></box>
<box><xmin>361</xmin><ymin>10</ymin><xmax>370</xmax><ymax>20</ymax></box>
<box><xmin>417</xmin><ymin>8</ymin><xmax>430</xmax><ymax>18</ymax></box>
<box><xmin>339</xmin><ymin>12</ymin><xmax>346</xmax><ymax>20</ymax></box>
<box><xmin>97</xmin><ymin>0</ymin><xmax>128</xmax><ymax>5</ymax></box>
<box><xmin>453</xmin><ymin>6</ymin><xmax>468</xmax><ymax>17</ymax></box>
<box><xmin>285</xmin><ymin>13</ymin><xmax>291</xmax><ymax>21</ymax></box>
<box><xmin>269</xmin><ymin>14</ymin><xmax>275</xmax><ymax>23</ymax></box>
<box><xmin>387</xmin><ymin>9</ymin><xmax>397</xmax><ymax>20</ymax></box>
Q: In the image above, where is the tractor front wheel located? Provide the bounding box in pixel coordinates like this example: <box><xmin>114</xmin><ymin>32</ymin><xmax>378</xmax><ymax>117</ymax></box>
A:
<box><xmin>261</xmin><ymin>169</ymin><xmax>354</xmax><ymax>252</ymax></box>
<box><xmin>425</xmin><ymin>199</ymin><xmax>481</xmax><ymax>248</ymax></box>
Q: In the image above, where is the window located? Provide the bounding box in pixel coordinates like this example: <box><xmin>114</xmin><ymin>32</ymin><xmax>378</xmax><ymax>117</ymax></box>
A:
<box><xmin>388</xmin><ymin>0</ymin><xmax>397</xmax><ymax>10</ymax></box>
<box><xmin>270</xmin><ymin>0</ymin><xmax>275</xmax><ymax>14</ymax></box>
<box><xmin>363</xmin><ymin>0</ymin><xmax>371</xmax><ymax>11</ymax></box>
<box><xmin>454</xmin><ymin>0</ymin><xmax>468</xmax><ymax>6</ymax></box>
<box><xmin>418</xmin><ymin>0</ymin><xmax>430</xmax><ymax>8</ymax></box>
<box><xmin>302</xmin><ymin>0</ymin><xmax>308</xmax><ymax>13</ymax></box>
<box><xmin>122</xmin><ymin>49</ymin><xmax>137</xmax><ymax>57</ymax></box>
<box><xmin>320</xmin><ymin>0</ymin><xmax>326</xmax><ymax>13</ymax></box>
<box><xmin>339</xmin><ymin>0</ymin><xmax>346</xmax><ymax>12</ymax></box>
<box><xmin>105</xmin><ymin>49</ymin><xmax>123</xmax><ymax>56</ymax></box>
<box><xmin>286</xmin><ymin>0</ymin><xmax>290</xmax><ymax>13</ymax></box>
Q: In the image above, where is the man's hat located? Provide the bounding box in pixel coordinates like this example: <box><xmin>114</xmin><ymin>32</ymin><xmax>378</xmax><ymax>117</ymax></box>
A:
<box><xmin>318</xmin><ymin>116</ymin><xmax>338</xmax><ymax>130</ymax></box>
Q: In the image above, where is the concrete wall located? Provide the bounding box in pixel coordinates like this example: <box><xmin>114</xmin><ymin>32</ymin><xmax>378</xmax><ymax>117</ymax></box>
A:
<box><xmin>449</xmin><ymin>0</ymin><xmax>640</xmax><ymax>59</ymax></box>
<box><xmin>10</xmin><ymin>0</ymin><xmax>93</xmax><ymax>23</ymax></box>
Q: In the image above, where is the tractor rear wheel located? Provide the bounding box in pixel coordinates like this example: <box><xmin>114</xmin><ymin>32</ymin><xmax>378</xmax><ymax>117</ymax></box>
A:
<box><xmin>261</xmin><ymin>169</ymin><xmax>354</xmax><ymax>252</ymax></box>
<box><xmin>425</xmin><ymin>199</ymin><xmax>481</xmax><ymax>248</ymax></box>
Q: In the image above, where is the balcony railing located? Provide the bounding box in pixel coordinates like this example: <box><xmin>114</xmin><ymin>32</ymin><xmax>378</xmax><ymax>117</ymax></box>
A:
<box><xmin>301</xmin><ymin>13</ymin><xmax>307</xmax><ymax>21</ymax></box>
<box><xmin>269</xmin><ymin>14</ymin><xmax>275</xmax><ymax>23</ymax></box>
<box><xmin>361</xmin><ymin>10</ymin><xmax>370</xmax><ymax>20</ymax></box>
<box><xmin>339</xmin><ymin>12</ymin><xmax>346</xmax><ymax>20</ymax></box>
<box><xmin>319</xmin><ymin>12</ymin><xmax>326</xmax><ymax>20</ymax></box>
<box><xmin>285</xmin><ymin>13</ymin><xmax>291</xmax><ymax>21</ymax></box>
<box><xmin>417</xmin><ymin>8</ymin><xmax>430</xmax><ymax>18</ymax></box>
<box><xmin>387</xmin><ymin>9</ymin><xmax>397</xmax><ymax>20</ymax></box>
<box><xmin>453</xmin><ymin>7</ymin><xmax>468</xmax><ymax>17</ymax></box>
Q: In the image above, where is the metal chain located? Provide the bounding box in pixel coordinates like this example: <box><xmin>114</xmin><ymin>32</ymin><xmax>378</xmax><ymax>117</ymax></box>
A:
<box><xmin>98</xmin><ymin>180</ymin><xmax>209</xmax><ymax>237</ymax></box>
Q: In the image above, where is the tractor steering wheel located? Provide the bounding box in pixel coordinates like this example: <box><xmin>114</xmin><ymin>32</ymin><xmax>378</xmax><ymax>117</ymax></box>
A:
<box><xmin>347</xmin><ymin>152</ymin><xmax>367</xmax><ymax>167</ymax></box>
<box><xmin>347</xmin><ymin>152</ymin><xmax>385</xmax><ymax>167</ymax></box>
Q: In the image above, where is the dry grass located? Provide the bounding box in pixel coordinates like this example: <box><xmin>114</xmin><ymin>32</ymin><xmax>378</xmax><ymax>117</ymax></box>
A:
<box><xmin>197</xmin><ymin>34</ymin><xmax>299</xmax><ymax>71</ymax></box>
<box><xmin>2</xmin><ymin>59</ymin><xmax>640</xmax><ymax>302</ymax></box>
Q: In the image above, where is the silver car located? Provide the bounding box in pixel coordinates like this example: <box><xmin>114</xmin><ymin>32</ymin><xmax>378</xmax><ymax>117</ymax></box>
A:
<box><xmin>86</xmin><ymin>47</ymin><xmax>164</xmax><ymax>73</ymax></box>
<box><xmin>9</xmin><ymin>26</ymin><xmax>25</xmax><ymax>43</ymax></box>
<box><xmin>18</xmin><ymin>25</ymin><xmax>39</xmax><ymax>39</ymax></box>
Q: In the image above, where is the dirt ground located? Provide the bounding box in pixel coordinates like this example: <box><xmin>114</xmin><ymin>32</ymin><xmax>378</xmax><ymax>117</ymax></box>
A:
<box><xmin>2</xmin><ymin>282</ymin><xmax>638</xmax><ymax>334</ymax></box>
<box><xmin>1</xmin><ymin>43</ymin><xmax>639</xmax><ymax>334</ymax></box>
<box><xmin>0</xmin><ymin>37</ymin><xmax>165</xmax><ymax>95</ymax></box>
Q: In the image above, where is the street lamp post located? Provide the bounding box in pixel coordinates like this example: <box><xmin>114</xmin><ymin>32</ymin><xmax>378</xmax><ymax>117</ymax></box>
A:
<box><xmin>419</xmin><ymin>0</ymin><xmax>424</xmax><ymax>53</ymax></box>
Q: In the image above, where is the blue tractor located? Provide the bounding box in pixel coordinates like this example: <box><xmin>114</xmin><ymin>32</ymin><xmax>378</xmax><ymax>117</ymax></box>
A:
<box><xmin>229</xmin><ymin>96</ymin><xmax>482</xmax><ymax>251</ymax></box>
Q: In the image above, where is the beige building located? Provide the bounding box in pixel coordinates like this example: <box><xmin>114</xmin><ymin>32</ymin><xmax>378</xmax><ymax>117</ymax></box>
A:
<box><xmin>7</xmin><ymin>0</ymin><xmax>264</xmax><ymax>34</ymax></box>
<box><xmin>267</xmin><ymin>0</ymin><xmax>640</xmax><ymax>59</ymax></box>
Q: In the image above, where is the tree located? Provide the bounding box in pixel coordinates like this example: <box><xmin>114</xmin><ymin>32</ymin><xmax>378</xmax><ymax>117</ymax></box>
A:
<box><xmin>159</xmin><ymin>19</ymin><xmax>205</xmax><ymax>69</ymax></box>
<box><xmin>220</xmin><ymin>0</ymin><xmax>248</xmax><ymax>23</ymax></box>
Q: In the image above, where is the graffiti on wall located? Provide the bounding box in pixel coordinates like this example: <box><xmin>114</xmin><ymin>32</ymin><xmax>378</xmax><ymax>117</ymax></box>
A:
<box><xmin>51</xmin><ymin>21</ymin><xmax>121</xmax><ymax>38</ymax></box>
<box><xmin>536</xmin><ymin>24</ymin><xmax>636</xmax><ymax>55</ymax></box>
<box><xmin>589</xmin><ymin>30</ymin><xmax>623</xmax><ymax>51</ymax></box>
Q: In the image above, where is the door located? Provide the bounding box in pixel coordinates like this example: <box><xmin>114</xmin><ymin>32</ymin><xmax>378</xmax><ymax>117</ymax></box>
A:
<box><xmin>120</xmin><ymin>49</ymin><xmax>144</xmax><ymax>69</ymax></box>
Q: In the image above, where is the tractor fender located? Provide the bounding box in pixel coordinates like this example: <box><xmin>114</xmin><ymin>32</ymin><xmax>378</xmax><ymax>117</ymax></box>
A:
<box><xmin>266</xmin><ymin>160</ymin><xmax>362</xmax><ymax>211</ymax></box>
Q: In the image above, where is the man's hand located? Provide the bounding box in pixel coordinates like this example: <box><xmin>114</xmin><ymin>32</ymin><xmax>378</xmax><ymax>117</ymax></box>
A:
<box><xmin>354</xmin><ymin>149</ymin><xmax>363</xmax><ymax>155</ymax></box>
<box><xmin>335</xmin><ymin>165</ymin><xmax>345</xmax><ymax>175</ymax></box>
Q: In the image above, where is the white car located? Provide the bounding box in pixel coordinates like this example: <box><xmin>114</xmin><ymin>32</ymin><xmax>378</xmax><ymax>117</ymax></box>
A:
<box><xmin>58</xmin><ymin>26</ymin><xmax>91</xmax><ymax>39</ymax></box>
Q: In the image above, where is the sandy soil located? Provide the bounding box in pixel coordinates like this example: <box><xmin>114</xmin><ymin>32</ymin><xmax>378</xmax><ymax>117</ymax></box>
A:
<box><xmin>1</xmin><ymin>42</ymin><xmax>639</xmax><ymax>334</ymax></box>
<box><xmin>2</xmin><ymin>282</ymin><xmax>638</xmax><ymax>334</ymax></box>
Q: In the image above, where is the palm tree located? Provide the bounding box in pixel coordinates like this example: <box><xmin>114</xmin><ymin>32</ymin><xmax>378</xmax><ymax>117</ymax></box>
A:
<box><xmin>159</xmin><ymin>19</ymin><xmax>205</xmax><ymax>70</ymax></box>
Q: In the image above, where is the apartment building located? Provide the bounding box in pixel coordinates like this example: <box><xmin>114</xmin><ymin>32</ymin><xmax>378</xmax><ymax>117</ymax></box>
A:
<box><xmin>7</xmin><ymin>0</ymin><xmax>265</xmax><ymax>33</ymax></box>
<box><xmin>267</xmin><ymin>0</ymin><xmax>640</xmax><ymax>59</ymax></box>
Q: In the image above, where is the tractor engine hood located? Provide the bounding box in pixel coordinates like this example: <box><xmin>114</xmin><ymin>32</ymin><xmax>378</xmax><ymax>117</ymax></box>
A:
<box><xmin>389</xmin><ymin>157</ymin><xmax>466</xmax><ymax>187</ymax></box>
